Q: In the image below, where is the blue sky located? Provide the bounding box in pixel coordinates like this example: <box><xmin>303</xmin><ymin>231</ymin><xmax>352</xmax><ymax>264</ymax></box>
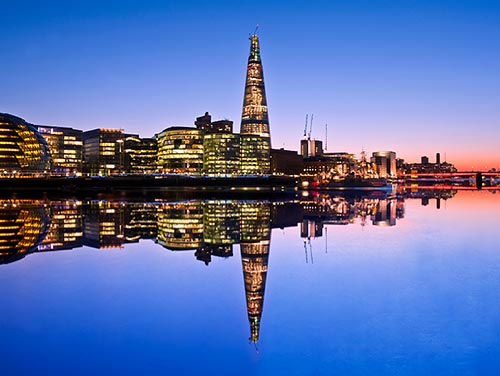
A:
<box><xmin>2</xmin><ymin>0</ymin><xmax>499</xmax><ymax>169</ymax></box>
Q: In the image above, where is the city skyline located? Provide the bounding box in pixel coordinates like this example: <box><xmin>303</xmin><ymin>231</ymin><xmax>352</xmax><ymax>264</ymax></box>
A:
<box><xmin>2</xmin><ymin>0</ymin><xmax>499</xmax><ymax>170</ymax></box>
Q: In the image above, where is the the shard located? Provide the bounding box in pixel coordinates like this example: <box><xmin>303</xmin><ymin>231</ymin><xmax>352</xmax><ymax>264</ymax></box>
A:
<box><xmin>240</xmin><ymin>34</ymin><xmax>271</xmax><ymax>175</ymax></box>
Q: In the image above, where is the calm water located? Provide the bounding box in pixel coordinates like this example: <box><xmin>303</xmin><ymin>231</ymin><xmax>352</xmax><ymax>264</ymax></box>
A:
<box><xmin>1</xmin><ymin>189</ymin><xmax>500</xmax><ymax>375</ymax></box>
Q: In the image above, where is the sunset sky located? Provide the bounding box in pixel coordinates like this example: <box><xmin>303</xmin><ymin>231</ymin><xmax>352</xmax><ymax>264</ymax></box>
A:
<box><xmin>2</xmin><ymin>0</ymin><xmax>499</xmax><ymax>170</ymax></box>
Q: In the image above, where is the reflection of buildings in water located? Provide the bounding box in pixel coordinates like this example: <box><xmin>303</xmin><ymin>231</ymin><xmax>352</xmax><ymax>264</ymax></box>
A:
<box><xmin>0</xmin><ymin>192</ymin><xmax>456</xmax><ymax>344</ymax></box>
<box><xmin>124</xmin><ymin>203</ymin><xmax>158</xmax><ymax>242</ymax></box>
<box><xmin>83</xmin><ymin>201</ymin><xmax>127</xmax><ymax>249</ymax></box>
<box><xmin>156</xmin><ymin>202</ymin><xmax>204</xmax><ymax>250</ymax></box>
<box><xmin>203</xmin><ymin>201</ymin><xmax>241</xmax><ymax>245</ymax></box>
<box><xmin>0</xmin><ymin>196</ymin><xmax>411</xmax><ymax>263</ymax></box>
<box><xmin>240</xmin><ymin>202</ymin><xmax>271</xmax><ymax>243</ymax></box>
<box><xmin>39</xmin><ymin>201</ymin><xmax>83</xmax><ymax>251</ymax></box>
<box><xmin>299</xmin><ymin>194</ymin><xmax>406</xmax><ymax>237</ymax></box>
<box><xmin>372</xmin><ymin>199</ymin><xmax>397</xmax><ymax>227</ymax></box>
<box><xmin>241</xmin><ymin>240</ymin><xmax>270</xmax><ymax>343</ymax></box>
<box><xmin>0</xmin><ymin>200</ymin><xmax>50</xmax><ymax>264</ymax></box>
<box><xmin>402</xmin><ymin>189</ymin><xmax>457</xmax><ymax>210</ymax></box>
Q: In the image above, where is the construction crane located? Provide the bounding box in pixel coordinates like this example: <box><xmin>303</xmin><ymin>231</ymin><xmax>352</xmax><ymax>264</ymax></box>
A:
<box><xmin>308</xmin><ymin>114</ymin><xmax>314</xmax><ymax>140</ymax></box>
<box><xmin>325</xmin><ymin>123</ymin><xmax>328</xmax><ymax>150</ymax></box>
<box><xmin>303</xmin><ymin>114</ymin><xmax>308</xmax><ymax>138</ymax></box>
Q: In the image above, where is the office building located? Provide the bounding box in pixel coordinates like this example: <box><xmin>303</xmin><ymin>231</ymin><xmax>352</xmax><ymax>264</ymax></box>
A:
<box><xmin>156</xmin><ymin>127</ymin><xmax>204</xmax><ymax>174</ymax></box>
<box><xmin>38</xmin><ymin>125</ymin><xmax>83</xmax><ymax>175</ymax></box>
<box><xmin>123</xmin><ymin>136</ymin><xmax>157</xmax><ymax>174</ymax></box>
<box><xmin>371</xmin><ymin>151</ymin><xmax>397</xmax><ymax>178</ymax></box>
<box><xmin>203</xmin><ymin>132</ymin><xmax>240</xmax><ymax>176</ymax></box>
<box><xmin>83</xmin><ymin>128</ymin><xmax>129</xmax><ymax>176</ymax></box>
<box><xmin>0</xmin><ymin>113</ymin><xmax>50</xmax><ymax>174</ymax></box>
<box><xmin>270</xmin><ymin>148</ymin><xmax>304</xmax><ymax>176</ymax></box>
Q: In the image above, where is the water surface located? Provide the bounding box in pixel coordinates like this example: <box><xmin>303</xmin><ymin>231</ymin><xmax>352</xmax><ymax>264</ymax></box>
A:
<box><xmin>1</xmin><ymin>190</ymin><xmax>500</xmax><ymax>375</ymax></box>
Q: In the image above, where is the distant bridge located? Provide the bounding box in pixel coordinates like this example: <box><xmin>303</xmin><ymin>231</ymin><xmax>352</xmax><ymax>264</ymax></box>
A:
<box><xmin>400</xmin><ymin>171</ymin><xmax>499</xmax><ymax>178</ymax></box>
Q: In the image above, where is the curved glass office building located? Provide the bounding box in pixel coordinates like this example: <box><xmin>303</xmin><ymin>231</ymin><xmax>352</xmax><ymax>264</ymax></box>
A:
<box><xmin>0</xmin><ymin>113</ymin><xmax>50</xmax><ymax>173</ymax></box>
<box><xmin>156</xmin><ymin>127</ymin><xmax>204</xmax><ymax>174</ymax></box>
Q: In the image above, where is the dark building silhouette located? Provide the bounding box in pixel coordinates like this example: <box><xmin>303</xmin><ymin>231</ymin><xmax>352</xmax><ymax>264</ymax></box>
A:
<box><xmin>270</xmin><ymin>148</ymin><xmax>304</xmax><ymax>176</ymax></box>
<box><xmin>194</xmin><ymin>112</ymin><xmax>212</xmax><ymax>131</ymax></box>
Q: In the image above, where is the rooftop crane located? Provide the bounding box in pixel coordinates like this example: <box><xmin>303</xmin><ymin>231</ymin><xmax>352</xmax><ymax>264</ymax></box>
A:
<box><xmin>308</xmin><ymin>114</ymin><xmax>314</xmax><ymax>140</ymax></box>
<box><xmin>303</xmin><ymin>114</ymin><xmax>308</xmax><ymax>138</ymax></box>
<box><xmin>325</xmin><ymin>123</ymin><xmax>328</xmax><ymax>150</ymax></box>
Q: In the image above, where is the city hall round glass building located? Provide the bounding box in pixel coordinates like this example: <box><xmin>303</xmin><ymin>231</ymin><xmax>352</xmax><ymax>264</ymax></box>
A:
<box><xmin>0</xmin><ymin>113</ymin><xmax>50</xmax><ymax>173</ymax></box>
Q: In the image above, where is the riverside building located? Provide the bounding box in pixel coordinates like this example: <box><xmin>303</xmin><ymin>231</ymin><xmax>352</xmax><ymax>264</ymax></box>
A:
<box><xmin>123</xmin><ymin>136</ymin><xmax>157</xmax><ymax>174</ymax></box>
<box><xmin>371</xmin><ymin>151</ymin><xmax>397</xmax><ymax>178</ymax></box>
<box><xmin>156</xmin><ymin>127</ymin><xmax>204</xmax><ymax>175</ymax></box>
<box><xmin>0</xmin><ymin>113</ymin><xmax>50</xmax><ymax>175</ymax></box>
<box><xmin>239</xmin><ymin>34</ymin><xmax>271</xmax><ymax>175</ymax></box>
<box><xmin>38</xmin><ymin>125</ymin><xmax>83</xmax><ymax>175</ymax></box>
<box><xmin>83</xmin><ymin>128</ymin><xmax>131</xmax><ymax>176</ymax></box>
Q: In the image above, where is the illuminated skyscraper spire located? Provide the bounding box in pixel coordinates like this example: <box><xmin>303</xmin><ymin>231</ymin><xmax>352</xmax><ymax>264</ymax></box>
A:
<box><xmin>240</xmin><ymin>33</ymin><xmax>271</xmax><ymax>175</ymax></box>
<box><xmin>240</xmin><ymin>34</ymin><xmax>270</xmax><ymax>137</ymax></box>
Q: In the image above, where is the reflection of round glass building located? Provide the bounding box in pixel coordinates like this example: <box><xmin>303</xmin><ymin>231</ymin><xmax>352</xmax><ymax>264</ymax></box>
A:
<box><xmin>0</xmin><ymin>200</ymin><xmax>50</xmax><ymax>264</ymax></box>
<box><xmin>0</xmin><ymin>113</ymin><xmax>50</xmax><ymax>173</ymax></box>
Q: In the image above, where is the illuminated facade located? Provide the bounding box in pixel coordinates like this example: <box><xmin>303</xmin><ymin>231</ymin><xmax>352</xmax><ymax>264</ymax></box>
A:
<box><xmin>0</xmin><ymin>113</ymin><xmax>50</xmax><ymax>174</ymax></box>
<box><xmin>240</xmin><ymin>35</ymin><xmax>271</xmax><ymax>175</ymax></box>
<box><xmin>302</xmin><ymin>153</ymin><xmax>357</xmax><ymax>177</ymax></box>
<box><xmin>203</xmin><ymin>132</ymin><xmax>240</xmax><ymax>176</ymax></box>
<box><xmin>371</xmin><ymin>151</ymin><xmax>397</xmax><ymax>178</ymax></box>
<box><xmin>83</xmin><ymin>128</ymin><xmax>129</xmax><ymax>176</ymax></box>
<box><xmin>156</xmin><ymin>127</ymin><xmax>204</xmax><ymax>174</ymax></box>
<box><xmin>38</xmin><ymin>125</ymin><xmax>83</xmax><ymax>175</ymax></box>
<box><xmin>123</xmin><ymin>136</ymin><xmax>157</xmax><ymax>174</ymax></box>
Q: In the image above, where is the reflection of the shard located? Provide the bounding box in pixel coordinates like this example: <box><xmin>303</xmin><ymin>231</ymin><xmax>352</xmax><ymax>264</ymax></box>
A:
<box><xmin>241</xmin><ymin>240</ymin><xmax>270</xmax><ymax>343</ymax></box>
<box><xmin>0</xmin><ymin>191</ymin><xmax>457</xmax><ymax>343</ymax></box>
<box><xmin>0</xmin><ymin>196</ymin><xmax>408</xmax><ymax>262</ymax></box>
